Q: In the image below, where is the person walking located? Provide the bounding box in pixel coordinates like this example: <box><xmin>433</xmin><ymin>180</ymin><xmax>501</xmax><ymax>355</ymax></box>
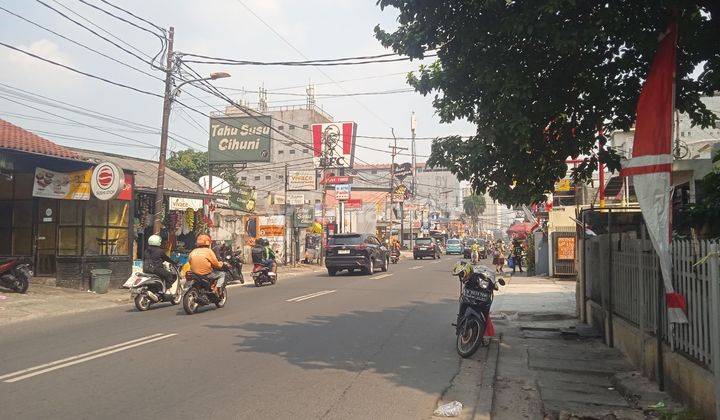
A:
<box><xmin>511</xmin><ymin>239</ymin><xmax>524</xmax><ymax>275</ymax></box>
<box><xmin>492</xmin><ymin>240</ymin><xmax>506</xmax><ymax>273</ymax></box>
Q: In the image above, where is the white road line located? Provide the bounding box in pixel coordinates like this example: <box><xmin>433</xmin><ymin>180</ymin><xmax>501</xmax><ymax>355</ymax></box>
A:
<box><xmin>2</xmin><ymin>334</ymin><xmax>177</xmax><ymax>383</ymax></box>
<box><xmin>286</xmin><ymin>290</ymin><xmax>335</xmax><ymax>302</ymax></box>
<box><xmin>408</xmin><ymin>265</ymin><xmax>423</xmax><ymax>270</ymax></box>
<box><xmin>370</xmin><ymin>273</ymin><xmax>394</xmax><ymax>280</ymax></box>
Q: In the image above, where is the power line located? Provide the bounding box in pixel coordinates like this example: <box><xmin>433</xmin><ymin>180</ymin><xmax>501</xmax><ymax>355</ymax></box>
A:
<box><xmin>95</xmin><ymin>0</ymin><xmax>166</xmax><ymax>33</ymax></box>
<box><xmin>179</xmin><ymin>51</ymin><xmax>402</xmax><ymax>64</ymax></box>
<box><xmin>0</xmin><ymin>42</ymin><xmax>163</xmax><ymax>98</ymax></box>
<box><xmin>180</xmin><ymin>55</ymin><xmax>437</xmax><ymax>67</ymax></box>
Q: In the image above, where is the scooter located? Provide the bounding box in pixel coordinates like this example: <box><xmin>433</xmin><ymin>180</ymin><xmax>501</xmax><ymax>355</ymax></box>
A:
<box><xmin>389</xmin><ymin>249</ymin><xmax>400</xmax><ymax>264</ymax></box>
<box><xmin>0</xmin><ymin>257</ymin><xmax>32</xmax><ymax>293</ymax></box>
<box><xmin>124</xmin><ymin>263</ymin><xmax>183</xmax><ymax>311</ymax></box>
<box><xmin>224</xmin><ymin>251</ymin><xmax>244</xmax><ymax>284</ymax></box>
<box><xmin>252</xmin><ymin>263</ymin><xmax>276</xmax><ymax>287</ymax></box>
<box><xmin>453</xmin><ymin>264</ymin><xmax>505</xmax><ymax>358</ymax></box>
<box><xmin>182</xmin><ymin>271</ymin><xmax>227</xmax><ymax>315</ymax></box>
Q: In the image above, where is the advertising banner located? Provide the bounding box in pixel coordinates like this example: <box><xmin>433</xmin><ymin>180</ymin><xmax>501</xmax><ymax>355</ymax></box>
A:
<box><xmin>169</xmin><ymin>197</ymin><xmax>204</xmax><ymax>211</ymax></box>
<box><xmin>311</xmin><ymin>121</ymin><xmax>357</xmax><ymax>169</ymax></box>
<box><xmin>287</xmin><ymin>193</ymin><xmax>305</xmax><ymax>206</ymax></box>
<box><xmin>556</xmin><ymin>237</ymin><xmax>576</xmax><ymax>260</ymax></box>
<box><xmin>345</xmin><ymin>198</ymin><xmax>362</xmax><ymax>210</ymax></box>
<box><xmin>258</xmin><ymin>215</ymin><xmax>285</xmax><ymax>262</ymax></box>
<box><xmin>392</xmin><ymin>184</ymin><xmax>409</xmax><ymax>203</ymax></box>
<box><xmin>294</xmin><ymin>207</ymin><xmax>314</xmax><ymax>227</ymax></box>
<box><xmin>392</xmin><ymin>162</ymin><xmax>412</xmax><ymax>181</ymax></box>
<box><xmin>321</xmin><ymin>175</ymin><xmax>352</xmax><ymax>185</ymax></box>
<box><xmin>209</xmin><ymin>116</ymin><xmax>272</xmax><ymax>163</ymax></box>
<box><xmin>288</xmin><ymin>170</ymin><xmax>316</xmax><ymax>191</ymax></box>
<box><xmin>335</xmin><ymin>184</ymin><xmax>351</xmax><ymax>201</ymax></box>
<box><xmin>32</xmin><ymin>167</ymin><xmax>91</xmax><ymax>200</ymax></box>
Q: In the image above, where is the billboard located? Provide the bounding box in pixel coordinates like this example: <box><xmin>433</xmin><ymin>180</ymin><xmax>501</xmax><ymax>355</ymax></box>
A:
<box><xmin>287</xmin><ymin>193</ymin><xmax>305</xmax><ymax>206</ymax></box>
<box><xmin>335</xmin><ymin>184</ymin><xmax>351</xmax><ymax>201</ymax></box>
<box><xmin>287</xmin><ymin>170</ymin><xmax>316</xmax><ymax>191</ymax></box>
<box><xmin>311</xmin><ymin>121</ymin><xmax>357</xmax><ymax>169</ymax></box>
<box><xmin>209</xmin><ymin>116</ymin><xmax>272</xmax><ymax>163</ymax></box>
<box><xmin>33</xmin><ymin>167</ymin><xmax>91</xmax><ymax>200</ymax></box>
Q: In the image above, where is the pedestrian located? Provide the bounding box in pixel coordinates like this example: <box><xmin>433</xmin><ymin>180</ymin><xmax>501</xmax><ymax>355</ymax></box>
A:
<box><xmin>492</xmin><ymin>240</ymin><xmax>506</xmax><ymax>273</ymax></box>
<box><xmin>511</xmin><ymin>239</ymin><xmax>524</xmax><ymax>275</ymax></box>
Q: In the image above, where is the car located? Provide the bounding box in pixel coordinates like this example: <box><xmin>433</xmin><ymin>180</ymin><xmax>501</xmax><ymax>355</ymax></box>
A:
<box><xmin>446</xmin><ymin>238</ymin><xmax>464</xmax><ymax>255</ymax></box>
<box><xmin>325</xmin><ymin>233</ymin><xmax>389</xmax><ymax>276</ymax></box>
<box><xmin>413</xmin><ymin>237</ymin><xmax>441</xmax><ymax>260</ymax></box>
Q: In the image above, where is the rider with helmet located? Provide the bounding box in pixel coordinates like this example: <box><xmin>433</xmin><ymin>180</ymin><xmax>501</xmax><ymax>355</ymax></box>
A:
<box><xmin>189</xmin><ymin>234</ymin><xmax>227</xmax><ymax>292</ymax></box>
<box><xmin>258</xmin><ymin>238</ymin><xmax>277</xmax><ymax>276</ymax></box>
<box><xmin>143</xmin><ymin>234</ymin><xmax>178</xmax><ymax>288</ymax></box>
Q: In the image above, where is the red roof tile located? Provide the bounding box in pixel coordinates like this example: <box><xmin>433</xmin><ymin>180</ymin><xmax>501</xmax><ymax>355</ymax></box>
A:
<box><xmin>0</xmin><ymin>118</ymin><xmax>82</xmax><ymax>160</ymax></box>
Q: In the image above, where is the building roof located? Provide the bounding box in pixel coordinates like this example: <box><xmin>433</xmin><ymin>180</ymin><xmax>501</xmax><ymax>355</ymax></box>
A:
<box><xmin>70</xmin><ymin>148</ymin><xmax>208</xmax><ymax>198</ymax></box>
<box><xmin>0</xmin><ymin>118</ymin><xmax>83</xmax><ymax>160</ymax></box>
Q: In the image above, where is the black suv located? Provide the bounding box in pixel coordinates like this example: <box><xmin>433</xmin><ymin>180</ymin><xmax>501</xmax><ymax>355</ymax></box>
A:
<box><xmin>325</xmin><ymin>233</ymin><xmax>389</xmax><ymax>276</ymax></box>
<box><xmin>413</xmin><ymin>237</ymin><xmax>441</xmax><ymax>260</ymax></box>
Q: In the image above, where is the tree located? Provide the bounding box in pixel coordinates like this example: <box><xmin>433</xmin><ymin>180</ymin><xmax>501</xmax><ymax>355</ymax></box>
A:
<box><xmin>375</xmin><ymin>1</ymin><xmax>719</xmax><ymax>205</ymax></box>
<box><xmin>166</xmin><ymin>149</ymin><xmax>243</xmax><ymax>188</ymax></box>
<box><xmin>463</xmin><ymin>194</ymin><xmax>486</xmax><ymax>235</ymax></box>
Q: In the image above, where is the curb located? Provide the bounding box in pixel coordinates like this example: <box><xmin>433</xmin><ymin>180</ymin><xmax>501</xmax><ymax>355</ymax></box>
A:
<box><xmin>472</xmin><ymin>335</ymin><xmax>501</xmax><ymax>419</ymax></box>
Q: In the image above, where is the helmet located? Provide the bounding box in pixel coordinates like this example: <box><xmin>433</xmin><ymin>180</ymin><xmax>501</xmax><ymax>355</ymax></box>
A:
<box><xmin>148</xmin><ymin>234</ymin><xmax>162</xmax><ymax>247</ymax></box>
<box><xmin>452</xmin><ymin>261</ymin><xmax>473</xmax><ymax>282</ymax></box>
<box><xmin>196</xmin><ymin>234</ymin><xmax>211</xmax><ymax>247</ymax></box>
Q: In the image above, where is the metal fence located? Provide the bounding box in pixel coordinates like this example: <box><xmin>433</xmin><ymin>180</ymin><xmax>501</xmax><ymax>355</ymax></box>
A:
<box><xmin>585</xmin><ymin>235</ymin><xmax>719</xmax><ymax>371</ymax></box>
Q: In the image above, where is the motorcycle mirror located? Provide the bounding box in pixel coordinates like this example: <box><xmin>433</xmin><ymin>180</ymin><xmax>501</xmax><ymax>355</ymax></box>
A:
<box><xmin>497</xmin><ymin>278</ymin><xmax>506</xmax><ymax>286</ymax></box>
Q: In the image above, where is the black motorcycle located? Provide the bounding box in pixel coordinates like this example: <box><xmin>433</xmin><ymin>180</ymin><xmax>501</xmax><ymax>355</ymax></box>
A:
<box><xmin>182</xmin><ymin>272</ymin><xmax>228</xmax><ymax>315</ymax></box>
<box><xmin>224</xmin><ymin>251</ymin><xmax>244</xmax><ymax>284</ymax></box>
<box><xmin>454</xmin><ymin>264</ymin><xmax>505</xmax><ymax>358</ymax></box>
<box><xmin>0</xmin><ymin>257</ymin><xmax>32</xmax><ymax>293</ymax></box>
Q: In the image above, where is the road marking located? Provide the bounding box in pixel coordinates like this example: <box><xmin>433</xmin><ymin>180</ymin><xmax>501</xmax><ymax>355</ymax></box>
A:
<box><xmin>2</xmin><ymin>333</ymin><xmax>177</xmax><ymax>383</ymax></box>
<box><xmin>370</xmin><ymin>273</ymin><xmax>394</xmax><ymax>280</ymax></box>
<box><xmin>286</xmin><ymin>290</ymin><xmax>336</xmax><ymax>302</ymax></box>
<box><xmin>408</xmin><ymin>265</ymin><xmax>423</xmax><ymax>270</ymax></box>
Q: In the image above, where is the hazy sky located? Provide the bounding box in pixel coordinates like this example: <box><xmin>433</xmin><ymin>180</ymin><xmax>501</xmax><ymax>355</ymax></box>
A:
<box><xmin>0</xmin><ymin>0</ymin><xmax>476</xmax><ymax>164</ymax></box>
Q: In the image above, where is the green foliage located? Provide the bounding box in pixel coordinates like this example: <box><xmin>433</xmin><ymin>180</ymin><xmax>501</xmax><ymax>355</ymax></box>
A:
<box><xmin>686</xmin><ymin>153</ymin><xmax>720</xmax><ymax>238</ymax></box>
<box><xmin>166</xmin><ymin>149</ymin><xmax>244</xmax><ymax>189</ymax></box>
<box><xmin>375</xmin><ymin>0</ymin><xmax>719</xmax><ymax>205</ymax></box>
<box><xmin>463</xmin><ymin>194</ymin><xmax>486</xmax><ymax>219</ymax></box>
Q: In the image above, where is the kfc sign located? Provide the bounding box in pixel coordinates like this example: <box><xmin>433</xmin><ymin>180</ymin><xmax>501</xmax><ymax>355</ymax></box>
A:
<box><xmin>311</xmin><ymin>122</ymin><xmax>357</xmax><ymax>169</ymax></box>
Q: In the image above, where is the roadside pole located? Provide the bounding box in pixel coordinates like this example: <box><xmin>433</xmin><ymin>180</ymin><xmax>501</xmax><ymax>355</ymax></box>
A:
<box><xmin>284</xmin><ymin>162</ymin><xmax>289</xmax><ymax>265</ymax></box>
<box><xmin>388</xmin><ymin>129</ymin><xmax>407</xmax><ymax>246</ymax></box>
<box><xmin>153</xmin><ymin>27</ymin><xmax>174</xmax><ymax>233</ymax></box>
<box><xmin>410</xmin><ymin>111</ymin><xmax>416</xmax><ymax>248</ymax></box>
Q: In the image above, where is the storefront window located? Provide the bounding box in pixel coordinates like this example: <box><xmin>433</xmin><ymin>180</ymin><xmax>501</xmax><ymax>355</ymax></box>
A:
<box><xmin>83</xmin><ymin>199</ymin><xmax>129</xmax><ymax>256</ymax></box>
<box><xmin>0</xmin><ymin>174</ymin><xmax>12</xmax><ymax>199</ymax></box>
<box><xmin>0</xmin><ymin>202</ymin><xmax>11</xmax><ymax>254</ymax></box>
<box><xmin>13</xmin><ymin>173</ymin><xmax>33</xmax><ymax>200</ymax></box>
<box><xmin>12</xmin><ymin>201</ymin><xmax>32</xmax><ymax>255</ymax></box>
<box><xmin>59</xmin><ymin>201</ymin><xmax>82</xmax><ymax>225</ymax></box>
<box><xmin>59</xmin><ymin>201</ymin><xmax>82</xmax><ymax>256</ymax></box>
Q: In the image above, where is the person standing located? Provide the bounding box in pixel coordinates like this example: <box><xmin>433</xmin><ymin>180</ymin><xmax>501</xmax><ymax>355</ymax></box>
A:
<box><xmin>511</xmin><ymin>239</ymin><xmax>524</xmax><ymax>275</ymax></box>
<box><xmin>492</xmin><ymin>240</ymin><xmax>506</xmax><ymax>273</ymax></box>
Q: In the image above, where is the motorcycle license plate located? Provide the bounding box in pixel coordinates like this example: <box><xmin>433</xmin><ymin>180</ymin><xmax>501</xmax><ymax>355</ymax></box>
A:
<box><xmin>419</xmin><ymin>247</ymin><xmax>427</xmax><ymax>250</ymax></box>
<box><xmin>337</xmin><ymin>250</ymin><xmax>350</xmax><ymax>255</ymax></box>
<box><xmin>463</xmin><ymin>289</ymin><xmax>490</xmax><ymax>302</ymax></box>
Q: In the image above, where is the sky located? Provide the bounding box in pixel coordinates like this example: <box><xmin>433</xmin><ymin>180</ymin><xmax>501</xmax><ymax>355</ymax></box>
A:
<box><xmin>0</xmin><ymin>0</ymin><xmax>476</xmax><ymax>165</ymax></box>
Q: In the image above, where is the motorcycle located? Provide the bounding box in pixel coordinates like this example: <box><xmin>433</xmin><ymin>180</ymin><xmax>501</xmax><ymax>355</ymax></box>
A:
<box><xmin>389</xmin><ymin>249</ymin><xmax>400</xmax><ymax>264</ymax></box>
<box><xmin>252</xmin><ymin>263</ymin><xmax>276</xmax><ymax>287</ymax></box>
<box><xmin>224</xmin><ymin>251</ymin><xmax>244</xmax><ymax>284</ymax></box>
<box><xmin>0</xmin><ymin>257</ymin><xmax>32</xmax><ymax>294</ymax></box>
<box><xmin>454</xmin><ymin>264</ymin><xmax>505</xmax><ymax>358</ymax></box>
<box><xmin>124</xmin><ymin>263</ymin><xmax>183</xmax><ymax>311</ymax></box>
<box><xmin>182</xmin><ymin>271</ymin><xmax>228</xmax><ymax>315</ymax></box>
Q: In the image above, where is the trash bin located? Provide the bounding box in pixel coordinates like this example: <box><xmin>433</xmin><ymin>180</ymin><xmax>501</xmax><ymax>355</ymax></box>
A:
<box><xmin>90</xmin><ymin>269</ymin><xmax>112</xmax><ymax>294</ymax></box>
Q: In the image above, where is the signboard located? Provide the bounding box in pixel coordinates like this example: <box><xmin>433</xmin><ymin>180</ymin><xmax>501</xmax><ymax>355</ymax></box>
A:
<box><xmin>311</xmin><ymin>121</ymin><xmax>357</xmax><ymax>168</ymax></box>
<box><xmin>556</xmin><ymin>237</ymin><xmax>576</xmax><ymax>260</ymax></box>
<box><xmin>32</xmin><ymin>167</ymin><xmax>91</xmax><ymax>200</ymax></box>
<box><xmin>258</xmin><ymin>215</ymin><xmax>285</xmax><ymax>262</ymax></box>
<box><xmin>90</xmin><ymin>162</ymin><xmax>125</xmax><ymax>200</ymax></box>
<box><xmin>554</xmin><ymin>178</ymin><xmax>572</xmax><ymax>192</ymax></box>
<box><xmin>335</xmin><ymin>184</ymin><xmax>351</xmax><ymax>201</ymax></box>
<box><xmin>294</xmin><ymin>207</ymin><xmax>314</xmax><ymax>227</ymax></box>
<box><xmin>209</xmin><ymin>115</ymin><xmax>272</xmax><ymax>163</ymax></box>
<box><xmin>288</xmin><ymin>170</ymin><xmax>316</xmax><ymax>191</ymax></box>
<box><xmin>117</xmin><ymin>173</ymin><xmax>133</xmax><ymax>201</ymax></box>
<box><xmin>393</xmin><ymin>162</ymin><xmax>412</xmax><ymax>181</ymax></box>
<box><xmin>321</xmin><ymin>175</ymin><xmax>352</xmax><ymax>185</ymax></box>
<box><xmin>287</xmin><ymin>193</ymin><xmax>305</xmax><ymax>206</ymax></box>
<box><xmin>229</xmin><ymin>186</ymin><xmax>256</xmax><ymax>212</ymax></box>
<box><xmin>345</xmin><ymin>198</ymin><xmax>362</xmax><ymax>210</ymax></box>
<box><xmin>169</xmin><ymin>196</ymin><xmax>203</xmax><ymax>211</ymax></box>
<box><xmin>392</xmin><ymin>184</ymin><xmax>409</xmax><ymax>203</ymax></box>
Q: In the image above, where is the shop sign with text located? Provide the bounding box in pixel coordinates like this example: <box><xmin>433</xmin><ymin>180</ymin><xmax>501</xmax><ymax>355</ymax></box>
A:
<box><xmin>288</xmin><ymin>170</ymin><xmax>316</xmax><ymax>191</ymax></box>
<box><xmin>169</xmin><ymin>196</ymin><xmax>203</xmax><ymax>211</ymax></box>
<box><xmin>32</xmin><ymin>167</ymin><xmax>91</xmax><ymax>200</ymax></box>
<box><xmin>335</xmin><ymin>184</ymin><xmax>351</xmax><ymax>201</ymax></box>
<box><xmin>209</xmin><ymin>115</ymin><xmax>272</xmax><ymax>163</ymax></box>
<box><xmin>91</xmin><ymin>162</ymin><xmax>125</xmax><ymax>201</ymax></box>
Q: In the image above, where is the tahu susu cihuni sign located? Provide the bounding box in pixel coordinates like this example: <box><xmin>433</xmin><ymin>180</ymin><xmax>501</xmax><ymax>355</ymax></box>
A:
<box><xmin>208</xmin><ymin>115</ymin><xmax>272</xmax><ymax>163</ymax></box>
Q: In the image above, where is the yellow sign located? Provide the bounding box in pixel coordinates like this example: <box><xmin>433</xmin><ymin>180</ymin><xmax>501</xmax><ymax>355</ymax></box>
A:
<box><xmin>554</xmin><ymin>179</ymin><xmax>572</xmax><ymax>192</ymax></box>
<box><xmin>556</xmin><ymin>237</ymin><xmax>576</xmax><ymax>260</ymax></box>
<box><xmin>258</xmin><ymin>225</ymin><xmax>285</xmax><ymax>237</ymax></box>
<box><xmin>32</xmin><ymin>167</ymin><xmax>92</xmax><ymax>200</ymax></box>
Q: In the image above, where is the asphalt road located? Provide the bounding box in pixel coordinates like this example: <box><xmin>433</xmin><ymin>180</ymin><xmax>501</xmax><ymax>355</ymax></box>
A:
<box><xmin>0</xmin><ymin>254</ymin><xmax>471</xmax><ymax>420</ymax></box>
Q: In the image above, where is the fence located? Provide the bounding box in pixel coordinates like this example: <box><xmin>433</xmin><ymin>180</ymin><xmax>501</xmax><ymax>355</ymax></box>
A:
<box><xmin>584</xmin><ymin>235</ymin><xmax>719</xmax><ymax>370</ymax></box>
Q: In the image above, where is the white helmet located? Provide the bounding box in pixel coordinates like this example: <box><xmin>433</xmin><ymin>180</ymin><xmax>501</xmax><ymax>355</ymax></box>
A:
<box><xmin>148</xmin><ymin>234</ymin><xmax>162</xmax><ymax>247</ymax></box>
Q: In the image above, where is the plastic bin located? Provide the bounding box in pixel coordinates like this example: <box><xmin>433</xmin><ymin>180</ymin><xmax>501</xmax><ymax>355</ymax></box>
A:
<box><xmin>90</xmin><ymin>269</ymin><xmax>112</xmax><ymax>294</ymax></box>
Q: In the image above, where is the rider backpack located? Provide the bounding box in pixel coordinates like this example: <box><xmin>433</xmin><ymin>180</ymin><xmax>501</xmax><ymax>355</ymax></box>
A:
<box><xmin>251</xmin><ymin>246</ymin><xmax>265</xmax><ymax>264</ymax></box>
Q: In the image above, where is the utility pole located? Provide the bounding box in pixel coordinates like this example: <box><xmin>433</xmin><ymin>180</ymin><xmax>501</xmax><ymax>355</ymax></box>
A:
<box><xmin>388</xmin><ymin>129</ymin><xmax>407</xmax><ymax>246</ymax></box>
<box><xmin>153</xmin><ymin>27</ymin><xmax>175</xmax><ymax>233</ymax></box>
<box><xmin>284</xmin><ymin>162</ymin><xmax>289</xmax><ymax>265</ymax></box>
<box><xmin>410</xmin><ymin>111</ymin><xmax>417</xmax><ymax>247</ymax></box>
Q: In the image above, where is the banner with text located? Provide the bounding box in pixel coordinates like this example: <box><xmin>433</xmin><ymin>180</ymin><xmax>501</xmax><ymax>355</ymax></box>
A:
<box><xmin>209</xmin><ymin>115</ymin><xmax>272</xmax><ymax>163</ymax></box>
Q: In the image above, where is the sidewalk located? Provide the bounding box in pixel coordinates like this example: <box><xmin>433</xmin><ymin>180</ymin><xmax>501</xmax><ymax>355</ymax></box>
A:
<box><xmin>0</xmin><ymin>262</ymin><xmax>325</xmax><ymax>327</ymax></box>
<box><xmin>488</xmin><ymin>273</ymin><xmax>685</xmax><ymax>419</ymax></box>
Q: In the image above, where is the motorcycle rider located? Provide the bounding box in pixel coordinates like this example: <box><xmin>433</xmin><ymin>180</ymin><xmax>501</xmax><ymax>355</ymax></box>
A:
<box><xmin>258</xmin><ymin>239</ymin><xmax>277</xmax><ymax>277</ymax></box>
<box><xmin>143</xmin><ymin>234</ymin><xmax>178</xmax><ymax>288</ymax></box>
<box><xmin>470</xmin><ymin>241</ymin><xmax>480</xmax><ymax>264</ymax></box>
<box><xmin>189</xmin><ymin>234</ymin><xmax>227</xmax><ymax>293</ymax></box>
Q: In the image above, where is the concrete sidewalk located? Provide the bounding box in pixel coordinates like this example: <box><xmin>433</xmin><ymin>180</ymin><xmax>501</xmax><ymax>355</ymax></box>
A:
<box><xmin>489</xmin><ymin>274</ymin><xmax>684</xmax><ymax>419</ymax></box>
<box><xmin>0</xmin><ymin>262</ymin><xmax>325</xmax><ymax>326</ymax></box>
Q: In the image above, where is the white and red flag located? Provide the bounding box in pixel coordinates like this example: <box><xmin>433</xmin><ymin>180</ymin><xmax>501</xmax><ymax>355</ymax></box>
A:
<box><xmin>621</xmin><ymin>20</ymin><xmax>687</xmax><ymax>323</ymax></box>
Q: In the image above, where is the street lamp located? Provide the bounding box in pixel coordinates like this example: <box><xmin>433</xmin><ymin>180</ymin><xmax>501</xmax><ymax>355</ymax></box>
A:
<box><xmin>152</xmin><ymin>64</ymin><xmax>231</xmax><ymax>233</ymax></box>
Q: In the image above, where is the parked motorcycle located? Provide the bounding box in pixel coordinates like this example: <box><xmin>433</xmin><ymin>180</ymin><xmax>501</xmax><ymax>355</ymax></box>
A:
<box><xmin>389</xmin><ymin>249</ymin><xmax>400</xmax><ymax>264</ymax></box>
<box><xmin>0</xmin><ymin>257</ymin><xmax>32</xmax><ymax>294</ymax></box>
<box><xmin>252</xmin><ymin>263</ymin><xmax>276</xmax><ymax>287</ymax></box>
<box><xmin>224</xmin><ymin>251</ymin><xmax>244</xmax><ymax>284</ymax></box>
<box><xmin>124</xmin><ymin>263</ymin><xmax>183</xmax><ymax>311</ymax></box>
<box><xmin>452</xmin><ymin>262</ymin><xmax>505</xmax><ymax>358</ymax></box>
<box><xmin>182</xmin><ymin>271</ymin><xmax>228</xmax><ymax>315</ymax></box>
